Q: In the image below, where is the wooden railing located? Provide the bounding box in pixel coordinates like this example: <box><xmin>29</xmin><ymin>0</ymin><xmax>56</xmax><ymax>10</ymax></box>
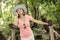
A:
<box><xmin>7</xmin><ymin>23</ymin><xmax>60</xmax><ymax>40</ymax></box>
<box><xmin>7</xmin><ymin>29</ymin><xmax>16</xmax><ymax>40</ymax></box>
<box><xmin>49</xmin><ymin>26</ymin><xmax>54</xmax><ymax>40</ymax></box>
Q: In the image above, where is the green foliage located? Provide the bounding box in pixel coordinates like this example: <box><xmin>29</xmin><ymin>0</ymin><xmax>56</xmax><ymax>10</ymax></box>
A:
<box><xmin>0</xmin><ymin>0</ymin><xmax>60</xmax><ymax>40</ymax></box>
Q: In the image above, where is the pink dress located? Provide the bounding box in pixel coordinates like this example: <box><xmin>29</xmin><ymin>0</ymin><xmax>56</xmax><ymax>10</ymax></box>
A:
<box><xmin>18</xmin><ymin>15</ymin><xmax>33</xmax><ymax>38</ymax></box>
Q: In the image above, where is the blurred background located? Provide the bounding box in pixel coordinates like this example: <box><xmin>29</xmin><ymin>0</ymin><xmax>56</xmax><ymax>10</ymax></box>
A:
<box><xmin>0</xmin><ymin>0</ymin><xmax>60</xmax><ymax>40</ymax></box>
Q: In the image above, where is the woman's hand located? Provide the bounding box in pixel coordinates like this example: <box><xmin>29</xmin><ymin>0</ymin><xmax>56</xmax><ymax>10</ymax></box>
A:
<box><xmin>16</xmin><ymin>13</ymin><xmax>18</xmax><ymax>17</ymax></box>
<box><xmin>29</xmin><ymin>16</ymin><xmax>52</xmax><ymax>26</ymax></box>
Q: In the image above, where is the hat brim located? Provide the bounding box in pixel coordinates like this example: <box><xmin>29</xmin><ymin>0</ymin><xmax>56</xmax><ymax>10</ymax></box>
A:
<box><xmin>13</xmin><ymin>5</ymin><xmax>27</xmax><ymax>16</ymax></box>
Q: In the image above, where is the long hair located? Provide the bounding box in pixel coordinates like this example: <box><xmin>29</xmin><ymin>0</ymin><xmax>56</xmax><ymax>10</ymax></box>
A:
<box><xmin>16</xmin><ymin>8</ymin><xmax>26</xmax><ymax>18</ymax></box>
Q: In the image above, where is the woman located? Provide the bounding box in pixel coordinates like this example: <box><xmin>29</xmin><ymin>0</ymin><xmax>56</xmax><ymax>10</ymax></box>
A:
<box><xmin>13</xmin><ymin>5</ymin><xmax>48</xmax><ymax>40</ymax></box>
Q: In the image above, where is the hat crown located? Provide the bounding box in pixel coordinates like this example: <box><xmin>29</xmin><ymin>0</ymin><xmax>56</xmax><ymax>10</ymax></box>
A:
<box><xmin>13</xmin><ymin>5</ymin><xmax>27</xmax><ymax>16</ymax></box>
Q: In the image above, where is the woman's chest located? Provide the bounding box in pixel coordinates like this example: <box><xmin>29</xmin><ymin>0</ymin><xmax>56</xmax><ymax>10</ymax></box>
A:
<box><xmin>18</xmin><ymin>17</ymin><xmax>30</xmax><ymax>27</ymax></box>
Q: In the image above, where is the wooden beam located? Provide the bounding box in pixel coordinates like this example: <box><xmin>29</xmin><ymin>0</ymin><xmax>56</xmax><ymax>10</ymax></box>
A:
<box><xmin>11</xmin><ymin>29</ymin><xmax>16</xmax><ymax>40</ymax></box>
<box><xmin>49</xmin><ymin>26</ymin><xmax>54</xmax><ymax>40</ymax></box>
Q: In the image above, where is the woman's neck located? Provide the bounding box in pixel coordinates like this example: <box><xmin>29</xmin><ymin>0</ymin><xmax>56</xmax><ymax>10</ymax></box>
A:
<box><xmin>20</xmin><ymin>14</ymin><xmax>25</xmax><ymax>19</ymax></box>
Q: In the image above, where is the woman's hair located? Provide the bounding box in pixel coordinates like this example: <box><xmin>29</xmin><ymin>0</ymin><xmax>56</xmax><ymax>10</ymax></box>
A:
<box><xmin>16</xmin><ymin>8</ymin><xmax>26</xmax><ymax>18</ymax></box>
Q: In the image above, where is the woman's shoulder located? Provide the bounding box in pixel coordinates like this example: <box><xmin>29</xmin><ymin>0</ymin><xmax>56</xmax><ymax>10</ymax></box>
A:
<box><xmin>25</xmin><ymin>14</ymin><xmax>33</xmax><ymax>20</ymax></box>
<box><xmin>25</xmin><ymin>14</ymin><xmax>31</xmax><ymax>17</ymax></box>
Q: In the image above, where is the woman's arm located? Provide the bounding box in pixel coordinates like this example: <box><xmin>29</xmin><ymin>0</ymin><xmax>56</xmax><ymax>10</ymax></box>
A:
<box><xmin>30</xmin><ymin>17</ymin><xmax>48</xmax><ymax>25</ymax></box>
<box><xmin>12</xmin><ymin>16</ymin><xmax>18</xmax><ymax>28</ymax></box>
<box><xmin>9</xmin><ymin>16</ymin><xmax>18</xmax><ymax>29</ymax></box>
<box><xmin>9</xmin><ymin>16</ymin><xmax>19</xmax><ymax>29</ymax></box>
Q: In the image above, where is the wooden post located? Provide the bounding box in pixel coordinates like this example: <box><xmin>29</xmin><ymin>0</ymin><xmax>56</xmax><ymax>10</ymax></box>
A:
<box><xmin>49</xmin><ymin>26</ymin><xmax>54</xmax><ymax>40</ymax></box>
<box><xmin>53</xmin><ymin>29</ymin><xmax>60</xmax><ymax>39</ymax></box>
<box><xmin>11</xmin><ymin>29</ymin><xmax>16</xmax><ymax>40</ymax></box>
<box><xmin>7</xmin><ymin>36</ymin><xmax>11</xmax><ymax>40</ymax></box>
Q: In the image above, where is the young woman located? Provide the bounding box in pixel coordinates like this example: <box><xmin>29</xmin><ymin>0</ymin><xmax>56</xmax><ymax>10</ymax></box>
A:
<box><xmin>13</xmin><ymin>5</ymin><xmax>48</xmax><ymax>40</ymax></box>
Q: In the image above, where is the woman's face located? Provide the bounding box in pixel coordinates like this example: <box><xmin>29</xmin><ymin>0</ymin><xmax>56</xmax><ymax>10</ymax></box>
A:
<box><xmin>16</xmin><ymin>8</ymin><xmax>24</xmax><ymax>15</ymax></box>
